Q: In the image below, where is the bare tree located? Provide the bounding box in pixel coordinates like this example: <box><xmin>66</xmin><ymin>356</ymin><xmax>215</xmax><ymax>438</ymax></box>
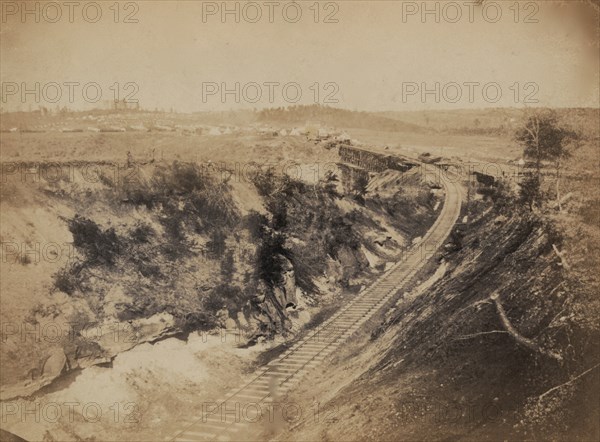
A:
<box><xmin>515</xmin><ymin>110</ymin><xmax>578</xmax><ymax>211</ymax></box>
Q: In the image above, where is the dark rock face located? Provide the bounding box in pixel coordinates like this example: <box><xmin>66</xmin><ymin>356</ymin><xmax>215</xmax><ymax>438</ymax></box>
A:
<box><xmin>337</xmin><ymin>245</ymin><xmax>369</xmax><ymax>283</ymax></box>
<box><xmin>251</xmin><ymin>255</ymin><xmax>298</xmax><ymax>335</ymax></box>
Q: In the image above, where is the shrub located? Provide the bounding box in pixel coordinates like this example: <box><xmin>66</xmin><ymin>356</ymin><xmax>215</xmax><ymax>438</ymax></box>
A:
<box><xmin>207</xmin><ymin>229</ymin><xmax>227</xmax><ymax>259</ymax></box>
<box><xmin>221</xmin><ymin>249</ymin><xmax>236</xmax><ymax>277</ymax></box>
<box><xmin>68</xmin><ymin>216</ymin><xmax>122</xmax><ymax>266</ymax></box>
<box><xmin>53</xmin><ymin>267</ymin><xmax>78</xmax><ymax>295</ymax></box>
<box><xmin>130</xmin><ymin>222</ymin><xmax>155</xmax><ymax>243</ymax></box>
<box><xmin>243</xmin><ymin>211</ymin><xmax>268</xmax><ymax>240</ymax></box>
<box><xmin>257</xmin><ymin>231</ymin><xmax>287</xmax><ymax>287</ymax></box>
<box><xmin>252</xmin><ymin>168</ymin><xmax>277</xmax><ymax>197</ymax></box>
<box><xmin>519</xmin><ymin>172</ymin><xmax>542</xmax><ymax>211</ymax></box>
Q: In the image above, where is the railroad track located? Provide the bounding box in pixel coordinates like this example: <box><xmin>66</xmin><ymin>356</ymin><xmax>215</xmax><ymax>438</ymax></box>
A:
<box><xmin>167</xmin><ymin>164</ymin><xmax>462</xmax><ymax>442</ymax></box>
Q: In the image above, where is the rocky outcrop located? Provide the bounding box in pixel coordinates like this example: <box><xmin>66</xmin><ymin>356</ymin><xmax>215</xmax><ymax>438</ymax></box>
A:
<box><xmin>337</xmin><ymin>245</ymin><xmax>370</xmax><ymax>283</ymax></box>
<box><xmin>244</xmin><ymin>255</ymin><xmax>299</xmax><ymax>337</ymax></box>
<box><xmin>277</xmin><ymin>255</ymin><xmax>298</xmax><ymax>309</ymax></box>
<box><xmin>0</xmin><ymin>348</ymin><xmax>68</xmax><ymax>401</ymax></box>
<box><xmin>0</xmin><ymin>313</ymin><xmax>176</xmax><ymax>401</ymax></box>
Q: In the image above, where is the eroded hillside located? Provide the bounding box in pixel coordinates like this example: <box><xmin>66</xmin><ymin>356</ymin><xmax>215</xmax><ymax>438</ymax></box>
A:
<box><xmin>0</xmin><ymin>140</ymin><xmax>442</xmax><ymax>404</ymax></box>
<box><xmin>278</xmin><ymin>170</ymin><xmax>600</xmax><ymax>442</ymax></box>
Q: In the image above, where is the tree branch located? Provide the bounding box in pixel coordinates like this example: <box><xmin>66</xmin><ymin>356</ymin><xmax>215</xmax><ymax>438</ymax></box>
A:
<box><xmin>538</xmin><ymin>363</ymin><xmax>600</xmax><ymax>401</ymax></box>
<box><xmin>454</xmin><ymin>330</ymin><xmax>508</xmax><ymax>341</ymax></box>
<box><xmin>457</xmin><ymin>298</ymin><xmax>492</xmax><ymax>315</ymax></box>
<box><xmin>552</xmin><ymin>244</ymin><xmax>571</xmax><ymax>271</ymax></box>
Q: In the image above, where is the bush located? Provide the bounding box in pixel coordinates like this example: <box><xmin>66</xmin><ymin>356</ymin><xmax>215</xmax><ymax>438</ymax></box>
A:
<box><xmin>252</xmin><ymin>167</ymin><xmax>277</xmax><ymax>197</ymax></box>
<box><xmin>53</xmin><ymin>267</ymin><xmax>78</xmax><ymax>295</ymax></box>
<box><xmin>257</xmin><ymin>231</ymin><xmax>287</xmax><ymax>287</ymax></box>
<box><xmin>519</xmin><ymin>172</ymin><xmax>542</xmax><ymax>211</ymax></box>
<box><xmin>130</xmin><ymin>222</ymin><xmax>155</xmax><ymax>243</ymax></box>
<box><xmin>221</xmin><ymin>249</ymin><xmax>236</xmax><ymax>277</ymax></box>
<box><xmin>68</xmin><ymin>216</ymin><xmax>122</xmax><ymax>266</ymax></box>
<box><xmin>243</xmin><ymin>211</ymin><xmax>268</xmax><ymax>240</ymax></box>
<box><xmin>352</xmin><ymin>172</ymin><xmax>369</xmax><ymax>204</ymax></box>
<box><xmin>207</xmin><ymin>229</ymin><xmax>227</xmax><ymax>259</ymax></box>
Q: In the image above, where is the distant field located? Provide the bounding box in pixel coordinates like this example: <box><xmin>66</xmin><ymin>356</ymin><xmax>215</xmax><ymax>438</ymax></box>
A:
<box><xmin>343</xmin><ymin>128</ymin><xmax>519</xmax><ymax>162</ymax></box>
<box><xmin>0</xmin><ymin>131</ymin><xmax>337</xmax><ymax>167</ymax></box>
<box><xmin>1</xmin><ymin>106</ymin><xmax>596</xmax><ymax>179</ymax></box>
<box><xmin>379</xmin><ymin>107</ymin><xmax>599</xmax><ymax>137</ymax></box>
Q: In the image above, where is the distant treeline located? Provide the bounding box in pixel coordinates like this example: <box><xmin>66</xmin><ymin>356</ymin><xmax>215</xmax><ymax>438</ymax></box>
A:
<box><xmin>381</xmin><ymin>107</ymin><xmax>599</xmax><ymax>140</ymax></box>
<box><xmin>442</xmin><ymin>126</ymin><xmax>514</xmax><ymax>137</ymax></box>
<box><xmin>257</xmin><ymin>104</ymin><xmax>427</xmax><ymax>133</ymax></box>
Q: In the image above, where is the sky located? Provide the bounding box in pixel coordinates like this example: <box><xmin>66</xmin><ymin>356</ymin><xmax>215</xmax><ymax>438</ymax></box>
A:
<box><xmin>1</xmin><ymin>0</ymin><xmax>598</xmax><ymax>112</ymax></box>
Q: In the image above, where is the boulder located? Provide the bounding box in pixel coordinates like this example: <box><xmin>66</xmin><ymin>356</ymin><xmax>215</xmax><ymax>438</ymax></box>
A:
<box><xmin>0</xmin><ymin>348</ymin><xmax>67</xmax><ymax>400</ymax></box>
<box><xmin>41</xmin><ymin>348</ymin><xmax>67</xmax><ymax>378</ymax></box>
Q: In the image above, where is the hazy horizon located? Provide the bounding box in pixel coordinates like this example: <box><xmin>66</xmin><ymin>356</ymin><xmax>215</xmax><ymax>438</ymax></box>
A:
<box><xmin>1</xmin><ymin>1</ymin><xmax>598</xmax><ymax>113</ymax></box>
<box><xmin>1</xmin><ymin>102</ymin><xmax>598</xmax><ymax>116</ymax></box>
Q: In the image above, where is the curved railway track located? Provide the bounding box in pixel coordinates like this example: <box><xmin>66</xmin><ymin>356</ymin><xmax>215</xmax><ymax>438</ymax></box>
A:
<box><xmin>168</xmin><ymin>163</ymin><xmax>462</xmax><ymax>442</ymax></box>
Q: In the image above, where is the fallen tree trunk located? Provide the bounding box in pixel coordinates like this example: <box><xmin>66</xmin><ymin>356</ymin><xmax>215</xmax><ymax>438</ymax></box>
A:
<box><xmin>490</xmin><ymin>292</ymin><xmax>563</xmax><ymax>362</ymax></box>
